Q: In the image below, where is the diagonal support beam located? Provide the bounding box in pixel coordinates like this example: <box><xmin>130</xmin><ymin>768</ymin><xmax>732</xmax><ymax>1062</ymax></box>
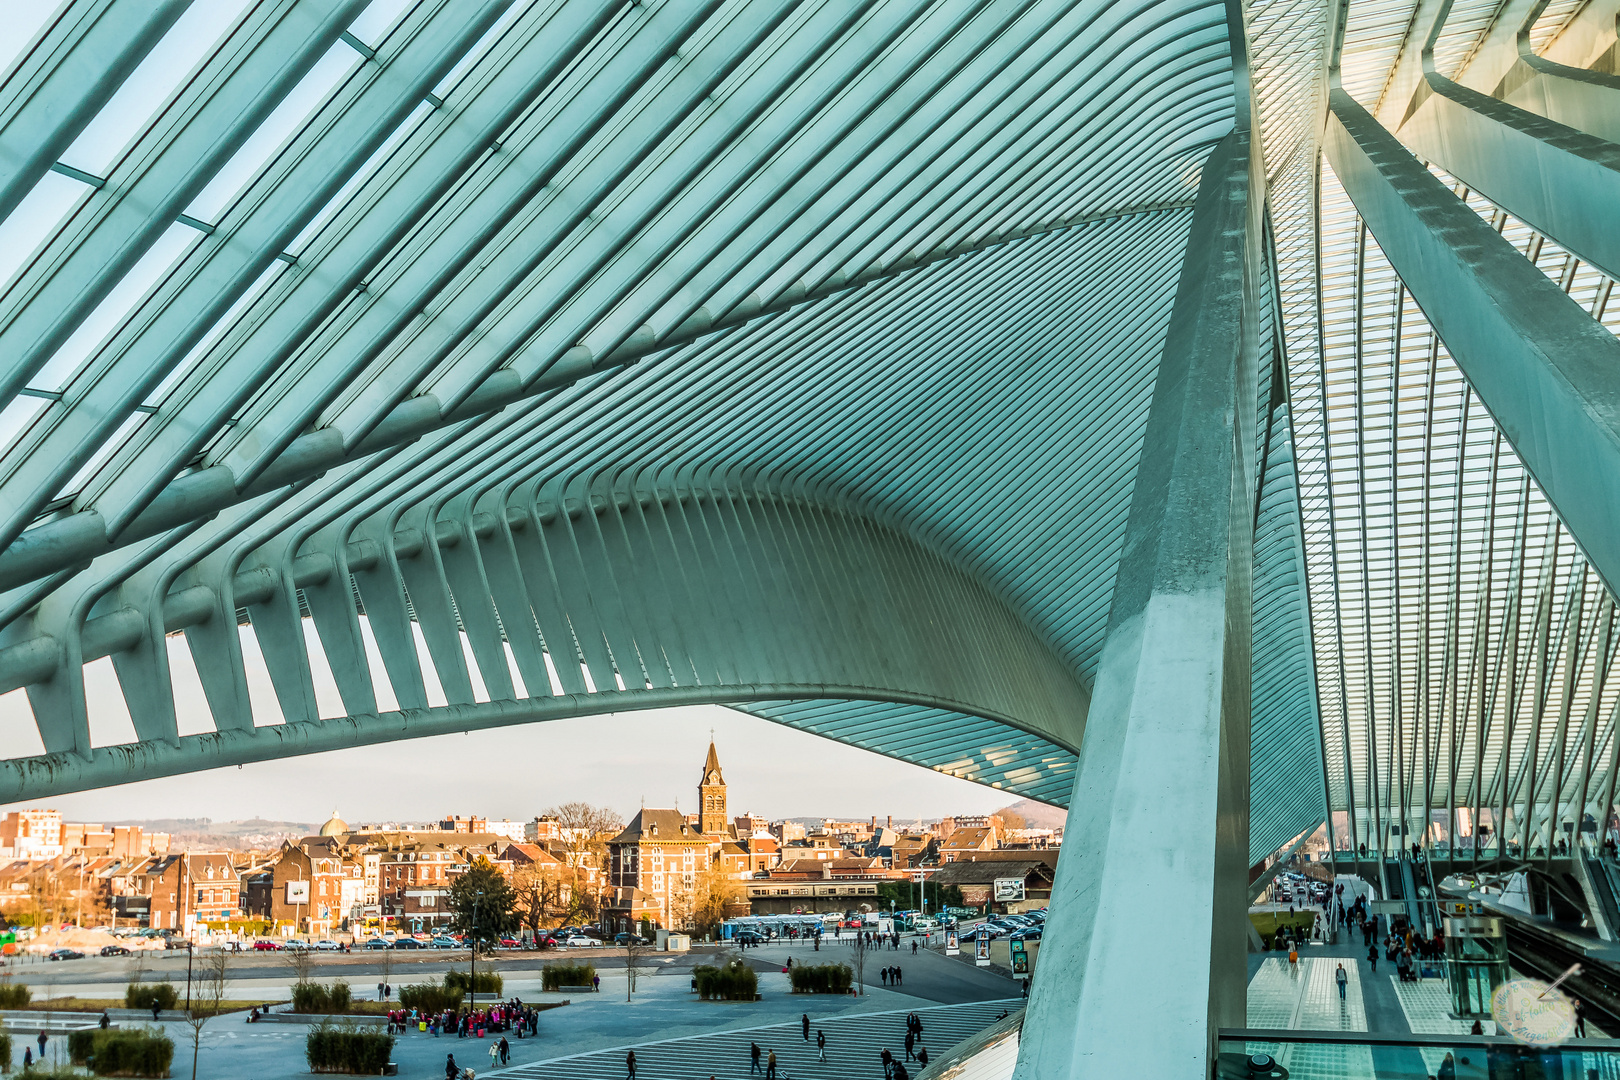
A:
<box><xmin>1394</xmin><ymin>0</ymin><xmax>1620</xmax><ymax>281</ymax></box>
<box><xmin>1013</xmin><ymin>126</ymin><xmax>1262</xmax><ymax>1078</ymax></box>
<box><xmin>1325</xmin><ymin>88</ymin><xmax>1620</xmax><ymax>600</ymax></box>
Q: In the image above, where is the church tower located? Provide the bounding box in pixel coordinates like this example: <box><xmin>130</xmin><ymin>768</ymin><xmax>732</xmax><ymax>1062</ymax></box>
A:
<box><xmin>698</xmin><ymin>740</ymin><xmax>728</xmax><ymax>836</ymax></box>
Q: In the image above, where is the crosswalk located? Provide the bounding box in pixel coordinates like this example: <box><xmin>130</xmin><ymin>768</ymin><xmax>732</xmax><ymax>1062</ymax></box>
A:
<box><xmin>489</xmin><ymin>999</ymin><xmax>1023</xmax><ymax>1079</ymax></box>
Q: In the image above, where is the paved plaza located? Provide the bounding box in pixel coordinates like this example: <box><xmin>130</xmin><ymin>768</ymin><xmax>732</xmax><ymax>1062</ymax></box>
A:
<box><xmin>0</xmin><ymin>941</ymin><xmax>1020</xmax><ymax>1079</ymax></box>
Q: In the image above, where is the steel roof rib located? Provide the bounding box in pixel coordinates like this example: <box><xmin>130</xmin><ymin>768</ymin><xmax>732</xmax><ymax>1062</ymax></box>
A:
<box><xmin>41</xmin><ymin>0</ymin><xmax>1620</xmax><ymax>871</ymax></box>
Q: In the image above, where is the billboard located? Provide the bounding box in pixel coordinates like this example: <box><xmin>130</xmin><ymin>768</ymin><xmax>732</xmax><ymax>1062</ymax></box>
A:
<box><xmin>993</xmin><ymin>877</ymin><xmax>1025</xmax><ymax>902</ymax></box>
<box><xmin>975</xmin><ymin>933</ymin><xmax>991</xmax><ymax>966</ymax></box>
<box><xmin>945</xmin><ymin>929</ymin><xmax>959</xmax><ymax>955</ymax></box>
<box><xmin>285</xmin><ymin>881</ymin><xmax>309</xmax><ymax>904</ymax></box>
<box><xmin>1011</xmin><ymin>939</ymin><xmax>1029</xmax><ymax>975</ymax></box>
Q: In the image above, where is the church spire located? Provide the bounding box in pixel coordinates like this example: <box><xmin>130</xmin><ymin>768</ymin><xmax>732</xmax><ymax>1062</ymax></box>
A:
<box><xmin>699</xmin><ymin>739</ymin><xmax>727</xmax><ymax>836</ymax></box>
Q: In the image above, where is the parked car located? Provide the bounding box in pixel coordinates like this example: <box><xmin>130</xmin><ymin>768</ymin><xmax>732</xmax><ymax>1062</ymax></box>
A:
<box><xmin>391</xmin><ymin>937</ymin><xmax>424</xmax><ymax>950</ymax></box>
<box><xmin>734</xmin><ymin>930</ymin><xmax>766</xmax><ymax>945</ymax></box>
<box><xmin>47</xmin><ymin>948</ymin><xmax>84</xmax><ymax>961</ymax></box>
<box><xmin>362</xmin><ymin>938</ymin><xmax>390</xmax><ymax>950</ymax></box>
<box><xmin>163</xmin><ymin>938</ymin><xmax>190</xmax><ymax>950</ymax></box>
<box><xmin>430</xmin><ymin>937</ymin><xmax>460</xmax><ymax>950</ymax></box>
<box><xmin>1009</xmin><ymin>927</ymin><xmax>1042</xmax><ymax>942</ymax></box>
<box><xmin>99</xmin><ymin>944</ymin><xmax>130</xmax><ymax>956</ymax></box>
<box><xmin>614</xmin><ymin>933</ymin><xmax>650</xmax><ymax>946</ymax></box>
<box><xmin>253</xmin><ymin>940</ymin><xmax>281</xmax><ymax>951</ymax></box>
<box><xmin>282</xmin><ymin>939</ymin><xmax>311</xmax><ymax>950</ymax></box>
<box><xmin>314</xmin><ymin>940</ymin><xmax>341</xmax><ymax>951</ymax></box>
<box><xmin>498</xmin><ymin>937</ymin><xmax>523</xmax><ymax>949</ymax></box>
<box><xmin>560</xmin><ymin>934</ymin><xmax>596</xmax><ymax>948</ymax></box>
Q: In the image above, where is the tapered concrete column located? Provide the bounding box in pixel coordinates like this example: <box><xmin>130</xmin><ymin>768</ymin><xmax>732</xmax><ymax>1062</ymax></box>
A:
<box><xmin>1013</xmin><ymin>128</ymin><xmax>1262</xmax><ymax>1079</ymax></box>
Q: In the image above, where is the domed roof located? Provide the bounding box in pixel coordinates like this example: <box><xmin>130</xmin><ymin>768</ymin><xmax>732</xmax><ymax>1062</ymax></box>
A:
<box><xmin>318</xmin><ymin>810</ymin><xmax>348</xmax><ymax>837</ymax></box>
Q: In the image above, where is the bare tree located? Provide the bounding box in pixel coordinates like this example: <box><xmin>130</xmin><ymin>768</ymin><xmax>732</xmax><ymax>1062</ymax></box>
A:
<box><xmin>184</xmin><ymin>949</ymin><xmax>229</xmax><ymax>1080</ymax></box>
<box><xmin>623</xmin><ymin>936</ymin><xmax>655</xmax><ymax>1001</ymax></box>
<box><xmin>511</xmin><ymin>864</ymin><xmax>567</xmax><ymax>940</ymax></box>
<box><xmin>546</xmin><ymin>803</ymin><xmax>621</xmax><ymax>922</ymax></box>
<box><xmin>850</xmin><ymin>931</ymin><xmax>872</xmax><ymax>996</ymax></box>
<box><xmin>285</xmin><ymin>945</ymin><xmax>314</xmax><ymax>986</ymax></box>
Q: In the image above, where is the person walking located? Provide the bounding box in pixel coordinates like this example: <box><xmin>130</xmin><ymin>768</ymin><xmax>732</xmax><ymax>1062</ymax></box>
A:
<box><xmin>881</xmin><ymin>967</ymin><xmax>889</xmax><ymax>986</ymax></box>
<box><xmin>802</xmin><ymin>1013</ymin><xmax>810</xmax><ymax>1040</ymax></box>
<box><xmin>905</xmin><ymin>1030</ymin><xmax>916</xmax><ymax>1061</ymax></box>
<box><xmin>750</xmin><ymin>1041</ymin><xmax>763</xmax><ymax>1074</ymax></box>
<box><xmin>1336</xmin><ymin>963</ymin><xmax>1348</xmax><ymax>1000</ymax></box>
<box><xmin>499</xmin><ymin>1036</ymin><xmax>510</xmax><ymax>1065</ymax></box>
<box><xmin>489</xmin><ymin>1040</ymin><xmax>501</xmax><ymax>1070</ymax></box>
<box><xmin>895</xmin><ymin>967</ymin><xmax>902</xmax><ymax>987</ymax></box>
<box><xmin>626</xmin><ymin>1048</ymin><xmax>637</xmax><ymax>1079</ymax></box>
<box><xmin>1367</xmin><ymin>944</ymin><xmax>1378</xmax><ymax>973</ymax></box>
<box><xmin>36</xmin><ymin>1031</ymin><xmax>46</xmax><ymax>1062</ymax></box>
<box><xmin>817</xmin><ymin>1029</ymin><xmax>826</xmax><ymax>1062</ymax></box>
<box><xmin>912</xmin><ymin>940</ymin><xmax>918</xmax><ymax>954</ymax></box>
<box><xmin>881</xmin><ymin>1047</ymin><xmax>895</xmax><ymax>1078</ymax></box>
<box><xmin>918</xmin><ymin>1046</ymin><xmax>929</xmax><ymax>1068</ymax></box>
<box><xmin>1576</xmin><ymin>998</ymin><xmax>1588</xmax><ymax>1037</ymax></box>
<box><xmin>151</xmin><ymin>1001</ymin><xmax>161</xmax><ymax>1022</ymax></box>
<box><xmin>766</xmin><ymin>1049</ymin><xmax>778</xmax><ymax>1079</ymax></box>
<box><xmin>22</xmin><ymin>1048</ymin><xmax>30</xmax><ymax>1071</ymax></box>
<box><xmin>445</xmin><ymin>1053</ymin><xmax>458</xmax><ymax>1080</ymax></box>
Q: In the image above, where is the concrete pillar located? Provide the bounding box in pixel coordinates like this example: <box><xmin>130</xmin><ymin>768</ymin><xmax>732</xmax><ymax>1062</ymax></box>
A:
<box><xmin>1012</xmin><ymin>127</ymin><xmax>1263</xmax><ymax>1078</ymax></box>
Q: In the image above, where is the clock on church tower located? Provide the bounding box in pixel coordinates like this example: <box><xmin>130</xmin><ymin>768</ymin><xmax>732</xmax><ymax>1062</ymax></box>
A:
<box><xmin>698</xmin><ymin>740</ymin><xmax>727</xmax><ymax>836</ymax></box>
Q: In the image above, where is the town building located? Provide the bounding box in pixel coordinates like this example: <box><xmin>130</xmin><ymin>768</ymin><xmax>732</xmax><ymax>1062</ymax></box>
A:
<box><xmin>604</xmin><ymin>742</ymin><xmax>753</xmax><ymax>931</ymax></box>
<box><xmin>939</xmin><ymin>826</ymin><xmax>999</xmax><ymax>862</ymax></box>
<box><xmin>0</xmin><ymin>810</ymin><xmax>62</xmax><ymax>859</ymax></box>
<box><xmin>927</xmin><ymin>857</ymin><xmax>1054</xmax><ymax>914</ymax></box>
<box><xmin>525</xmin><ymin>816</ymin><xmax>563</xmax><ymax>843</ymax></box>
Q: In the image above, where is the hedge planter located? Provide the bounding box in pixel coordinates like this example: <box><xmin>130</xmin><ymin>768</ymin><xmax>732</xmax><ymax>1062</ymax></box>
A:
<box><xmin>693</xmin><ymin>962</ymin><xmax>759</xmax><ymax>1001</ymax></box>
<box><xmin>291</xmin><ymin>981</ymin><xmax>353</xmax><ymax>1014</ymax></box>
<box><xmin>540</xmin><ymin>963</ymin><xmax>596</xmax><ymax>992</ymax></box>
<box><xmin>306</xmin><ymin>1021</ymin><xmax>394</xmax><ymax>1075</ymax></box>
<box><xmin>443</xmin><ymin>971</ymin><xmax>502</xmax><ymax>996</ymax></box>
<box><xmin>123</xmin><ymin>984</ymin><xmax>177</xmax><ymax>1011</ymax></box>
<box><xmin>397</xmin><ymin>983</ymin><xmax>462</xmax><ymax>1014</ymax></box>
<box><xmin>789</xmin><ymin>964</ymin><xmax>854</xmax><ymax>994</ymax></box>
<box><xmin>68</xmin><ymin>1027</ymin><xmax>174</xmax><ymax>1077</ymax></box>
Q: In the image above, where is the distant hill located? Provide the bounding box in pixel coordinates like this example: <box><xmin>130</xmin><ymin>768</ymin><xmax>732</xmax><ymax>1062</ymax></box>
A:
<box><xmin>996</xmin><ymin>798</ymin><xmax>1067</xmax><ymax>831</ymax></box>
<box><xmin>102</xmin><ymin>818</ymin><xmax>315</xmax><ymax>851</ymax></box>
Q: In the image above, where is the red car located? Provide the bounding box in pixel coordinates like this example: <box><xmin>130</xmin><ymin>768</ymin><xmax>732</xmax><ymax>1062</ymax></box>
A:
<box><xmin>252</xmin><ymin>940</ymin><xmax>281</xmax><ymax>951</ymax></box>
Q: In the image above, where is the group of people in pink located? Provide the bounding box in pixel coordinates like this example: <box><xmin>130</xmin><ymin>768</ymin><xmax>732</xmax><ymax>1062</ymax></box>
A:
<box><xmin>385</xmin><ymin>999</ymin><xmax>542</xmax><ymax>1041</ymax></box>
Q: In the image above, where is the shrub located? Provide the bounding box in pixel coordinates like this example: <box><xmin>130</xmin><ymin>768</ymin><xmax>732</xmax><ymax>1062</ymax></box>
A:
<box><xmin>122</xmin><ymin>983</ymin><xmax>177</xmax><ymax>1011</ymax></box>
<box><xmin>789</xmin><ymin>963</ymin><xmax>853</xmax><ymax>994</ymax></box>
<box><xmin>0</xmin><ymin>982</ymin><xmax>30</xmax><ymax>1007</ymax></box>
<box><xmin>0</xmin><ymin>1031</ymin><xmax>9</xmax><ymax>1071</ymax></box>
<box><xmin>443</xmin><ymin>970</ymin><xmax>502</xmax><ymax>995</ymax></box>
<box><xmin>540</xmin><ymin>963</ymin><xmax>596</xmax><ymax>991</ymax></box>
<box><xmin>693</xmin><ymin>961</ymin><xmax>758</xmax><ymax>1001</ymax></box>
<box><xmin>290</xmin><ymin>981</ymin><xmax>352</xmax><ymax>1014</ymax></box>
<box><xmin>397</xmin><ymin>983</ymin><xmax>461</xmax><ymax>1013</ymax></box>
<box><xmin>68</xmin><ymin>1026</ymin><xmax>173</xmax><ymax>1077</ymax></box>
<box><xmin>305</xmin><ymin>1021</ymin><xmax>393</xmax><ymax>1075</ymax></box>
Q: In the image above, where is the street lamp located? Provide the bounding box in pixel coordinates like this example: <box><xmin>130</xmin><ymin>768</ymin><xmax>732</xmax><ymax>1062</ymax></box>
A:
<box><xmin>468</xmin><ymin>891</ymin><xmax>483</xmax><ymax>1006</ymax></box>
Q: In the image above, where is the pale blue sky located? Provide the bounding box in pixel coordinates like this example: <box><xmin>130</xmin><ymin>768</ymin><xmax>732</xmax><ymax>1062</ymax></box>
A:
<box><xmin>1</xmin><ymin>692</ymin><xmax>1019</xmax><ymax>826</ymax></box>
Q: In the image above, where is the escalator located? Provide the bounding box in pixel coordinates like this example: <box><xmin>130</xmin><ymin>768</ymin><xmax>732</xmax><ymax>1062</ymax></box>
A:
<box><xmin>1382</xmin><ymin>857</ymin><xmax>1423</xmax><ymax>933</ymax></box>
<box><xmin>1584</xmin><ymin>854</ymin><xmax>1620</xmax><ymax>939</ymax></box>
<box><xmin>1399</xmin><ymin>857</ymin><xmax>1425</xmax><ymax>931</ymax></box>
